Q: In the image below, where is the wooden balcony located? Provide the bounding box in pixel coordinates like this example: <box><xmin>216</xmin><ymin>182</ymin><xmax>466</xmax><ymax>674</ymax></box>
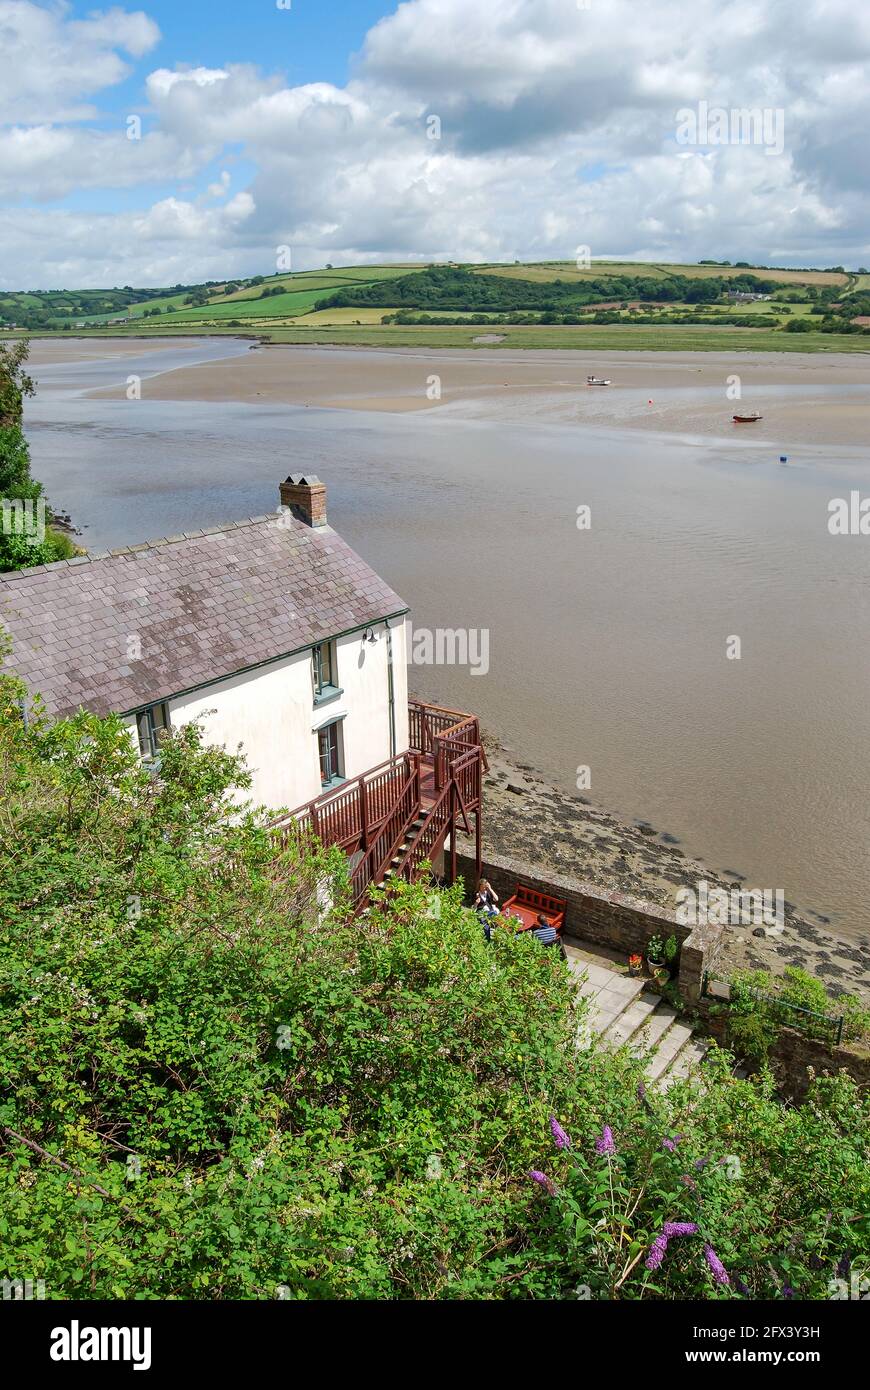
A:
<box><xmin>271</xmin><ymin>700</ymin><xmax>485</xmax><ymax>911</ymax></box>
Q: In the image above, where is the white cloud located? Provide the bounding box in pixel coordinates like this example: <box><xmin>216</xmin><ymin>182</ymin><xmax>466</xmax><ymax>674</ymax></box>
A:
<box><xmin>1</xmin><ymin>0</ymin><xmax>869</xmax><ymax>286</ymax></box>
<box><xmin>146</xmin><ymin>66</ymin><xmax>229</xmax><ymax>98</ymax></box>
<box><xmin>0</xmin><ymin>0</ymin><xmax>160</xmax><ymax>123</ymax></box>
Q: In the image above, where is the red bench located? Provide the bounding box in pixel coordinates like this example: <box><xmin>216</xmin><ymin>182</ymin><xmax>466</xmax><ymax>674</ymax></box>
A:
<box><xmin>501</xmin><ymin>884</ymin><xmax>567</xmax><ymax>935</ymax></box>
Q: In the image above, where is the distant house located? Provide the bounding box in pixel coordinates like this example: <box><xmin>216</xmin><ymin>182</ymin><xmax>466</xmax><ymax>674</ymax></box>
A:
<box><xmin>0</xmin><ymin>475</ymin><xmax>485</xmax><ymax>906</ymax></box>
<box><xmin>726</xmin><ymin>290</ymin><xmax>771</xmax><ymax>302</ymax></box>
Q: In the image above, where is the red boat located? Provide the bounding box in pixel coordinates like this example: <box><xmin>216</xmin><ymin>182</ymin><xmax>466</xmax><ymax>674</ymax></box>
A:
<box><xmin>733</xmin><ymin>412</ymin><xmax>763</xmax><ymax>423</ymax></box>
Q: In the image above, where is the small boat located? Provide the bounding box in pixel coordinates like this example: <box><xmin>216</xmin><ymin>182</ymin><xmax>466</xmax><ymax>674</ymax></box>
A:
<box><xmin>586</xmin><ymin>375</ymin><xmax>612</xmax><ymax>386</ymax></box>
<box><xmin>732</xmin><ymin>412</ymin><xmax>763</xmax><ymax>423</ymax></box>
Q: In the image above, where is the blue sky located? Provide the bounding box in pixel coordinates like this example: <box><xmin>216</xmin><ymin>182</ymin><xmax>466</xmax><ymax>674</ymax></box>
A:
<box><xmin>96</xmin><ymin>0</ymin><xmax>393</xmax><ymax>110</ymax></box>
<box><xmin>2</xmin><ymin>0</ymin><xmax>868</xmax><ymax>287</ymax></box>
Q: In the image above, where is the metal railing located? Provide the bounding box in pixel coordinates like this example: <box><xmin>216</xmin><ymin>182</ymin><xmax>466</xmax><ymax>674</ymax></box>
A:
<box><xmin>710</xmin><ymin>978</ymin><xmax>844</xmax><ymax>1046</ymax></box>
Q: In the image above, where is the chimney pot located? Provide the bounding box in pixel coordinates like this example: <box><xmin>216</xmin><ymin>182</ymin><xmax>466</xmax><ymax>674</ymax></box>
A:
<box><xmin>279</xmin><ymin>474</ymin><xmax>327</xmax><ymax>528</ymax></box>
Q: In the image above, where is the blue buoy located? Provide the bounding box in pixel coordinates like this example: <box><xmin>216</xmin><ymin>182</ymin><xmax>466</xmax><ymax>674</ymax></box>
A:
<box><xmin>779</xmin><ymin>455</ymin><xmax>788</xmax><ymax>463</ymax></box>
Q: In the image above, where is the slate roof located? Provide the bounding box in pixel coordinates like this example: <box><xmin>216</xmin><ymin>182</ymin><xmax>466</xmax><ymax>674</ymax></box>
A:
<box><xmin>0</xmin><ymin>513</ymin><xmax>408</xmax><ymax>719</ymax></box>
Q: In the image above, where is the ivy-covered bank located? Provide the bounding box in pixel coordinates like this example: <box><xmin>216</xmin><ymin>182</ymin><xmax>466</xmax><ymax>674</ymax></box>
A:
<box><xmin>1</xmin><ymin>666</ymin><xmax>868</xmax><ymax>1300</ymax></box>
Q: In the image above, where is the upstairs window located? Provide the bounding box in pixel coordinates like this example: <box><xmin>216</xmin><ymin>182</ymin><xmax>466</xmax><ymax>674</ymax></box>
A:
<box><xmin>312</xmin><ymin>641</ymin><xmax>339</xmax><ymax>702</ymax></box>
<box><xmin>318</xmin><ymin>720</ymin><xmax>343</xmax><ymax>787</ymax></box>
<box><xmin>136</xmin><ymin>702</ymin><xmax>170</xmax><ymax>762</ymax></box>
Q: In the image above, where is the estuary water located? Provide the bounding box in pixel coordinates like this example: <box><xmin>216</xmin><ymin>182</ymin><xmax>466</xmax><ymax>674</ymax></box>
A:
<box><xmin>20</xmin><ymin>337</ymin><xmax>870</xmax><ymax>939</ymax></box>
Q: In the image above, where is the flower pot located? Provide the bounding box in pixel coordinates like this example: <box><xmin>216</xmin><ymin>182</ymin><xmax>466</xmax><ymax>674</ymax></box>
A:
<box><xmin>649</xmin><ymin>965</ymin><xmax>670</xmax><ymax>993</ymax></box>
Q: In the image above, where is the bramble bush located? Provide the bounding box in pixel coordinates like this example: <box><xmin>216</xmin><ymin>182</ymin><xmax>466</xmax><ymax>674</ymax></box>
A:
<box><xmin>1</xmin><ymin>668</ymin><xmax>868</xmax><ymax>1299</ymax></box>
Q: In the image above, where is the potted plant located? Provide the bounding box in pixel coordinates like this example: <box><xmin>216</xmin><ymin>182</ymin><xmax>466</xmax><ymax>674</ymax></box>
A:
<box><xmin>646</xmin><ymin>934</ymin><xmax>665</xmax><ymax>968</ymax></box>
<box><xmin>628</xmin><ymin>952</ymin><xmax>643</xmax><ymax>978</ymax></box>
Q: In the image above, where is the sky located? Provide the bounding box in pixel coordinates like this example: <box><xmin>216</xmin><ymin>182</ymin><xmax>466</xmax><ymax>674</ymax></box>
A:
<box><xmin>1</xmin><ymin>0</ymin><xmax>869</xmax><ymax>288</ymax></box>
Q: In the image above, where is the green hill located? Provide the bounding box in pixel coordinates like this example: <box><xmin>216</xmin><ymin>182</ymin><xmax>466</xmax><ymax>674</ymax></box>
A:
<box><xmin>2</xmin><ymin>258</ymin><xmax>868</xmax><ymax>351</ymax></box>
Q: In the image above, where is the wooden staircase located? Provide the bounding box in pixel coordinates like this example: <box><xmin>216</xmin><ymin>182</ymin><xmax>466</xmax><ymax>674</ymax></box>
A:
<box><xmin>272</xmin><ymin>701</ymin><xmax>485</xmax><ymax>914</ymax></box>
<box><xmin>377</xmin><ymin>810</ymin><xmax>429</xmax><ymax>889</ymax></box>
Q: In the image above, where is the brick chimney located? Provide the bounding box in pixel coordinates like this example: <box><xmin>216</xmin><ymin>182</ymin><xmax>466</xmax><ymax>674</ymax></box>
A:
<box><xmin>279</xmin><ymin>474</ymin><xmax>327</xmax><ymax>528</ymax></box>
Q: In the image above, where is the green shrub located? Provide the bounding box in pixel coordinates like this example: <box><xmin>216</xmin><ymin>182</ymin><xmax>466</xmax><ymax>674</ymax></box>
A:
<box><xmin>1</xmin><ymin>678</ymin><xmax>868</xmax><ymax>1300</ymax></box>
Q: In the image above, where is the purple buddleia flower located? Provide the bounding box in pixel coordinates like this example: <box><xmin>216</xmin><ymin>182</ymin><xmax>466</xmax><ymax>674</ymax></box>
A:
<box><xmin>529</xmin><ymin>1169</ymin><xmax>557</xmax><ymax>1196</ymax></box>
<box><xmin>646</xmin><ymin>1234</ymin><xmax>669</xmax><ymax>1271</ymax></box>
<box><xmin>782</xmin><ymin>1283</ymin><xmax>796</xmax><ymax>1299</ymax></box>
<box><xmin>704</xmin><ymin>1244</ymin><xmax>730</xmax><ymax>1286</ymax></box>
<box><xmin>735</xmin><ymin>1276</ymin><xmax>752</xmax><ymax>1296</ymax></box>
<box><xmin>836</xmin><ymin>1254</ymin><xmax>851</xmax><ymax>1279</ymax></box>
<box><xmin>663</xmin><ymin>1221</ymin><xmax>698</xmax><ymax>1238</ymax></box>
<box><xmin>636</xmin><ymin>1081</ymin><xmax>647</xmax><ymax>1102</ymax></box>
<box><xmin>550</xmin><ymin>1116</ymin><xmax>571</xmax><ymax>1151</ymax></box>
<box><xmin>594</xmin><ymin>1125</ymin><xmax>616</xmax><ymax>1156</ymax></box>
<box><xmin>662</xmin><ymin>1137</ymin><xmax>677</xmax><ymax>1152</ymax></box>
<box><xmin>695</xmin><ymin>1157</ymin><xmax>710</xmax><ymax>1171</ymax></box>
<box><xmin>645</xmin><ymin>1221</ymin><xmax>699</xmax><ymax>1272</ymax></box>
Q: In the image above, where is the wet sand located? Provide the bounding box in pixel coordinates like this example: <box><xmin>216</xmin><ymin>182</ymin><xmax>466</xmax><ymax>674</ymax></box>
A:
<box><xmin>81</xmin><ymin>342</ymin><xmax>870</xmax><ymax>448</ymax></box>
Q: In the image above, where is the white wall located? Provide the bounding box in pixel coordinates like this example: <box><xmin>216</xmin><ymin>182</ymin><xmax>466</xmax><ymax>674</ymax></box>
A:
<box><xmin>125</xmin><ymin>617</ymin><xmax>409</xmax><ymax>815</ymax></box>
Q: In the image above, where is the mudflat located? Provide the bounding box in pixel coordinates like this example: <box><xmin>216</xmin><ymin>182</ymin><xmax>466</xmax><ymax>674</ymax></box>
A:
<box><xmin>77</xmin><ymin>342</ymin><xmax>870</xmax><ymax>447</ymax></box>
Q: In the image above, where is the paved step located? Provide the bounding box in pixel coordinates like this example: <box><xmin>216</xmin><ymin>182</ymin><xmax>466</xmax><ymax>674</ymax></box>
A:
<box><xmin>644</xmin><ymin>1020</ymin><xmax>695</xmax><ymax>1081</ymax></box>
<box><xmin>658</xmin><ymin>1038</ymin><xmax>710</xmax><ymax>1091</ymax></box>
<box><xmin>576</xmin><ymin>974</ymin><xmax>648</xmax><ymax>1048</ymax></box>
<box><xmin>630</xmin><ymin>1002</ymin><xmax>679</xmax><ymax>1057</ymax></box>
<box><xmin>601</xmin><ymin>992</ymin><xmax>659</xmax><ymax>1048</ymax></box>
<box><xmin>558</xmin><ymin>945</ymin><xmax>712</xmax><ymax>1088</ymax></box>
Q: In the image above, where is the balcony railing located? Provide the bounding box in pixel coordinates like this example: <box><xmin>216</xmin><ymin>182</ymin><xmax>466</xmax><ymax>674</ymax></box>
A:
<box><xmin>272</xmin><ymin>700</ymin><xmax>485</xmax><ymax>909</ymax></box>
<box><xmin>408</xmin><ymin>699</ymin><xmax>483</xmax><ymax>791</ymax></box>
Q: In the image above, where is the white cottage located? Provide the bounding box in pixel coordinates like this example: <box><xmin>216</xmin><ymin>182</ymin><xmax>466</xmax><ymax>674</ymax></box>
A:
<box><xmin>1</xmin><ymin>476</ymin><xmax>484</xmax><ymax>907</ymax></box>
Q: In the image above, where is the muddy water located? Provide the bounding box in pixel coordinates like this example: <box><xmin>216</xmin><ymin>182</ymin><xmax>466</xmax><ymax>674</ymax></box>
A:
<box><xmin>20</xmin><ymin>338</ymin><xmax>870</xmax><ymax>938</ymax></box>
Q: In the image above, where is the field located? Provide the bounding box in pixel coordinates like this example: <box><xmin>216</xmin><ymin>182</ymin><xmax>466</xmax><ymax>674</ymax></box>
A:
<box><xmin>476</xmin><ymin>261</ymin><xmax>852</xmax><ymax>286</ymax></box>
<box><xmin>3</xmin><ymin>258</ymin><xmax>868</xmax><ymax>352</ymax></box>
<box><xmin>16</xmin><ymin>320</ymin><xmax>867</xmax><ymax>353</ymax></box>
<box><xmin>253</xmin><ymin>323</ymin><xmax>870</xmax><ymax>352</ymax></box>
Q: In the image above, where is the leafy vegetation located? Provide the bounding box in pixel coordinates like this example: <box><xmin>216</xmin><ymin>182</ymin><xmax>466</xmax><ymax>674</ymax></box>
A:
<box><xmin>728</xmin><ymin>967</ymin><xmax>870</xmax><ymax>1062</ymax></box>
<box><xmin>319</xmin><ymin>263</ymin><xmax>784</xmax><ymax>313</ymax></box>
<box><xmin>4</xmin><ymin>259</ymin><xmax>868</xmax><ymax>348</ymax></box>
<box><xmin>0</xmin><ymin>267</ymin><xmax>420</xmax><ymax>330</ymax></box>
<box><xmin>0</xmin><ymin>341</ymin><xmax>79</xmax><ymax>571</ymax></box>
<box><xmin>0</xmin><ymin>679</ymin><xmax>867</xmax><ymax>1300</ymax></box>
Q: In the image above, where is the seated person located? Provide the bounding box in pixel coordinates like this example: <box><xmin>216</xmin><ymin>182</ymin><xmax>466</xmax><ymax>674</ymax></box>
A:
<box><xmin>474</xmin><ymin>878</ymin><xmax>500</xmax><ymax>942</ymax></box>
<box><xmin>473</xmin><ymin>878</ymin><xmax>500</xmax><ymax>918</ymax></box>
<box><xmin>531</xmin><ymin>913</ymin><xmax>559</xmax><ymax>946</ymax></box>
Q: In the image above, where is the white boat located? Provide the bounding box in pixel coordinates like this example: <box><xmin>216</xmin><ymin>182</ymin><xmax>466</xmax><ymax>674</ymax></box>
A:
<box><xmin>586</xmin><ymin>375</ymin><xmax>611</xmax><ymax>386</ymax></box>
